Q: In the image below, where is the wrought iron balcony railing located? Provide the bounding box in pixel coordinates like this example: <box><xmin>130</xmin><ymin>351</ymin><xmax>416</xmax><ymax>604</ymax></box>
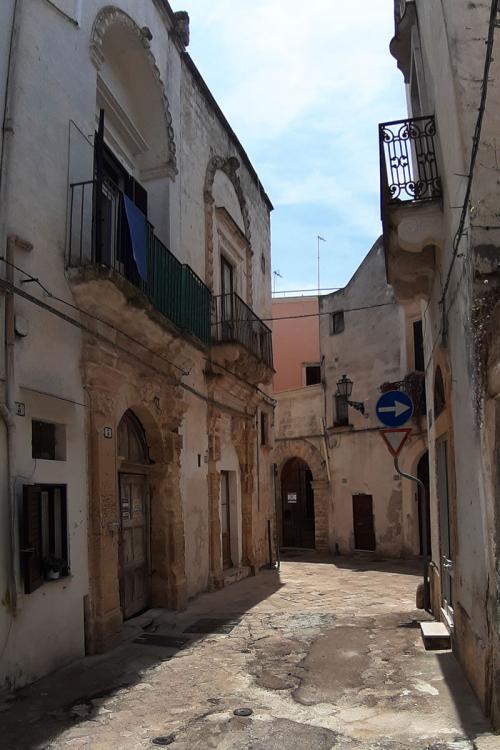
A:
<box><xmin>379</xmin><ymin>115</ymin><xmax>442</xmax><ymax>207</ymax></box>
<box><xmin>67</xmin><ymin>180</ymin><xmax>211</xmax><ymax>346</ymax></box>
<box><xmin>380</xmin><ymin>371</ymin><xmax>426</xmax><ymax>416</ymax></box>
<box><xmin>212</xmin><ymin>292</ymin><xmax>273</xmax><ymax>370</ymax></box>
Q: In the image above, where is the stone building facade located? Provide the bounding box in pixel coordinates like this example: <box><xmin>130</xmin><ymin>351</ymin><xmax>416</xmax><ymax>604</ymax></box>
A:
<box><xmin>0</xmin><ymin>0</ymin><xmax>274</xmax><ymax>690</ymax></box>
<box><xmin>272</xmin><ymin>240</ymin><xmax>427</xmax><ymax>559</ymax></box>
<box><xmin>382</xmin><ymin>0</ymin><xmax>500</xmax><ymax>727</ymax></box>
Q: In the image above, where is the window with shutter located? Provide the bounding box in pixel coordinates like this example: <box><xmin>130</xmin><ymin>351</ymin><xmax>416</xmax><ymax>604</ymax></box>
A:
<box><xmin>21</xmin><ymin>486</ymin><xmax>44</xmax><ymax>594</ymax></box>
<box><xmin>334</xmin><ymin>395</ymin><xmax>350</xmax><ymax>427</ymax></box>
<box><xmin>21</xmin><ymin>485</ymin><xmax>69</xmax><ymax>593</ymax></box>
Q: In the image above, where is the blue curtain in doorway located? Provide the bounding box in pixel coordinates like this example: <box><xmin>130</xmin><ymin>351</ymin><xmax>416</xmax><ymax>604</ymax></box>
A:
<box><xmin>123</xmin><ymin>194</ymin><xmax>148</xmax><ymax>282</ymax></box>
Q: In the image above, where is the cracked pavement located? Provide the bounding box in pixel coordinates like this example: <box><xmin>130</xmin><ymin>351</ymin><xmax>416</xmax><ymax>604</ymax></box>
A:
<box><xmin>1</xmin><ymin>555</ymin><xmax>497</xmax><ymax>749</ymax></box>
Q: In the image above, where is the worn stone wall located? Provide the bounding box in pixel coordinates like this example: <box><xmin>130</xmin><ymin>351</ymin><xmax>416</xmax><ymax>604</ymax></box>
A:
<box><xmin>319</xmin><ymin>239</ymin><xmax>421</xmax><ymax>557</ymax></box>
<box><xmin>389</xmin><ymin>0</ymin><xmax>500</xmax><ymax>722</ymax></box>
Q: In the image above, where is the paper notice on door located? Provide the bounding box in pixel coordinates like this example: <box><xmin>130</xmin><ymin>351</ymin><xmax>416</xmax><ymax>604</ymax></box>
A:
<box><xmin>287</xmin><ymin>492</ymin><xmax>297</xmax><ymax>503</ymax></box>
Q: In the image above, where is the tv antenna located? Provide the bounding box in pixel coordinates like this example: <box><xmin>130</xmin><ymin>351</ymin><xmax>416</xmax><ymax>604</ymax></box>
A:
<box><xmin>273</xmin><ymin>270</ymin><xmax>283</xmax><ymax>294</ymax></box>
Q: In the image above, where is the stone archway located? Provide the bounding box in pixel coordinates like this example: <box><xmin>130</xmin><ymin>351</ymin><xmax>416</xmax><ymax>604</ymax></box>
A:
<box><xmin>84</xmin><ymin>371</ymin><xmax>187</xmax><ymax>654</ymax></box>
<box><xmin>273</xmin><ymin>440</ymin><xmax>330</xmax><ymax>551</ymax></box>
<box><xmin>89</xmin><ymin>5</ymin><xmax>177</xmax><ymax>178</ymax></box>
<box><xmin>203</xmin><ymin>155</ymin><xmax>252</xmax><ymax>294</ymax></box>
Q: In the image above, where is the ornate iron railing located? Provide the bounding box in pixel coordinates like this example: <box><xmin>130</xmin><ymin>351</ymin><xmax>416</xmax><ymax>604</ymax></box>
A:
<box><xmin>212</xmin><ymin>292</ymin><xmax>273</xmax><ymax>369</ymax></box>
<box><xmin>380</xmin><ymin>371</ymin><xmax>426</xmax><ymax>416</ymax></box>
<box><xmin>67</xmin><ymin>180</ymin><xmax>211</xmax><ymax>346</ymax></box>
<box><xmin>379</xmin><ymin>115</ymin><xmax>442</xmax><ymax>206</ymax></box>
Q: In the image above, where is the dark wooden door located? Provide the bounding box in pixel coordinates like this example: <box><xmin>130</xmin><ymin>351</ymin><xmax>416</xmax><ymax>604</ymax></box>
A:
<box><xmin>417</xmin><ymin>452</ymin><xmax>431</xmax><ymax>556</ymax></box>
<box><xmin>119</xmin><ymin>473</ymin><xmax>150</xmax><ymax>619</ymax></box>
<box><xmin>353</xmin><ymin>494</ymin><xmax>376</xmax><ymax>551</ymax></box>
<box><xmin>220</xmin><ymin>471</ymin><xmax>232</xmax><ymax>569</ymax></box>
<box><xmin>281</xmin><ymin>458</ymin><xmax>315</xmax><ymax>548</ymax></box>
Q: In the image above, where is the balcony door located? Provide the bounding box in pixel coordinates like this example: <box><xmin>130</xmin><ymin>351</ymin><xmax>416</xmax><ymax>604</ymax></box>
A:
<box><xmin>95</xmin><ymin>123</ymin><xmax>148</xmax><ymax>282</ymax></box>
<box><xmin>220</xmin><ymin>256</ymin><xmax>234</xmax><ymax>341</ymax></box>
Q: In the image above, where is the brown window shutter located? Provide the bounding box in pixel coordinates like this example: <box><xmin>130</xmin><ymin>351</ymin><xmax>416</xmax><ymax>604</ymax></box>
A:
<box><xmin>21</xmin><ymin>485</ymin><xmax>44</xmax><ymax>594</ymax></box>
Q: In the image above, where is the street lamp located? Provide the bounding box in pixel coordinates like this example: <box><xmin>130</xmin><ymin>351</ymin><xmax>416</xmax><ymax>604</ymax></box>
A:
<box><xmin>336</xmin><ymin>374</ymin><xmax>365</xmax><ymax>414</ymax></box>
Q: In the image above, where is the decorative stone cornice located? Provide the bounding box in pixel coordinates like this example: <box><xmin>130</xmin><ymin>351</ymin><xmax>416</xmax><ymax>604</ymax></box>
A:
<box><xmin>204</xmin><ymin>155</ymin><xmax>251</xmax><ymax>242</ymax></box>
<box><xmin>90</xmin><ymin>5</ymin><xmax>177</xmax><ymax>177</ymax></box>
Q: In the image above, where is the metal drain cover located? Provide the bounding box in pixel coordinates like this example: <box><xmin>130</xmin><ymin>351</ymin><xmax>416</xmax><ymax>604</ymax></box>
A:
<box><xmin>183</xmin><ymin>618</ymin><xmax>241</xmax><ymax>634</ymax></box>
<box><xmin>233</xmin><ymin>708</ymin><xmax>253</xmax><ymax>717</ymax></box>
<box><xmin>152</xmin><ymin>734</ymin><xmax>175</xmax><ymax>746</ymax></box>
<box><xmin>134</xmin><ymin>634</ymin><xmax>189</xmax><ymax>648</ymax></box>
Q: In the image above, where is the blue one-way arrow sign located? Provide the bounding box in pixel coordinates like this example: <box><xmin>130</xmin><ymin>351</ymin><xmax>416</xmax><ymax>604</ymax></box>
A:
<box><xmin>376</xmin><ymin>390</ymin><xmax>413</xmax><ymax>428</ymax></box>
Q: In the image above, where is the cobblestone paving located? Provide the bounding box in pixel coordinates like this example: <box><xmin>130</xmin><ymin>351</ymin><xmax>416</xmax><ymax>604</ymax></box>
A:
<box><xmin>1</xmin><ymin>556</ymin><xmax>498</xmax><ymax>749</ymax></box>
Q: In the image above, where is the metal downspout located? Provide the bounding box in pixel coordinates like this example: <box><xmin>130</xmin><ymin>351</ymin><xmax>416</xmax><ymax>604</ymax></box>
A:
<box><xmin>0</xmin><ymin>0</ymin><xmax>23</xmax><ymax>614</ymax></box>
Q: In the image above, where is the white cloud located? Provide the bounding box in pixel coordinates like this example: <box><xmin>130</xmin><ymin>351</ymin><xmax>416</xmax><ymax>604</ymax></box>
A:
<box><xmin>180</xmin><ymin>0</ymin><xmax>407</xmax><ymax>282</ymax></box>
<box><xmin>184</xmin><ymin>0</ymin><xmax>403</xmax><ymax>139</ymax></box>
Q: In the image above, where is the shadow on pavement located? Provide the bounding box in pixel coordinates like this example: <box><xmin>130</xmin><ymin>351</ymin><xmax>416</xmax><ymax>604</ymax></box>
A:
<box><xmin>280</xmin><ymin>548</ymin><xmax>422</xmax><ymax>577</ymax></box>
<box><xmin>436</xmin><ymin>650</ymin><xmax>496</xmax><ymax>744</ymax></box>
<box><xmin>0</xmin><ymin>569</ymin><xmax>283</xmax><ymax>750</ymax></box>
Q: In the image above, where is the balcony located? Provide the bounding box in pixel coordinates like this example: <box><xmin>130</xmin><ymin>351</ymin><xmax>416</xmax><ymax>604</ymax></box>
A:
<box><xmin>67</xmin><ymin>180</ymin><xmax>211</xmax><ymax>346</ymax></box>
<box><xmin>379</xmin><ymin>116</ymin><xmax>444</xmax><ymax>302</ymax></box>
<box><xmin>211</xmin><ymin>293</ymin><xmax>274</xmax><ymax>381</ymax></box>
<box><xmin>380</xmin><ymin>371</ymin><xmax>427</xmax><ymax>420</ymax></box>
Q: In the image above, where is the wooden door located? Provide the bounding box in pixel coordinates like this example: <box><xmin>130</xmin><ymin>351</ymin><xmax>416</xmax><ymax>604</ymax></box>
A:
<box><xmin>119</xmin><ymin>473</ymin><xmax>150</xmax><ymax>619</ymax></box>
<box><xmin>281</xmin><ymin>458</ymin><xmax>315</xmax><ymax>548</ymax></box>
<box><xmin>353</xmin><ymin>494</ymin><xmax>376</xmax><ymax>551</ymax></box>
<box><xmin>220</xmin><ymin>471</ymin><xmax>232</xmax><ymax>569</ymax></box>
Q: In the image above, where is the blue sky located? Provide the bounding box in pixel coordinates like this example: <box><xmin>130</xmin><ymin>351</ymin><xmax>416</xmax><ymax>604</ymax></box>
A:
<box><xmin>180</xmin><ymin>1</ymin><xmax>407</xmax><ymax>292</ymax></box>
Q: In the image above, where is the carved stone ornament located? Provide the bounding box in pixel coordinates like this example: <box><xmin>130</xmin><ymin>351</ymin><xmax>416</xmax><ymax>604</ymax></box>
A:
<box><xmin>91</xmin><ymin>389</ymin><xmax>117</xmax><ymax>418</ymax></box>
<box><xmin>204</xmin><ymin>156</ymin><xmax>251</xmax><ymax>242</ymax></box>
<box><xmin>90</xmin><ymin>6</ymin><xmax>177</xmax><ymax>176</ymax></box>
<box><xmin>174</xmin><ymin>11</ymin><xmax>190</xmax><ymax>47</ymax></box>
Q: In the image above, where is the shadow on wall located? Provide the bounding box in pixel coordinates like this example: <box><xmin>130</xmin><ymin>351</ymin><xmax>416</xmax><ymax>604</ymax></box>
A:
<box><xmin>0</xmin><ymin>570</ymin><xmax>283</xmax><ymax>749</ymax></box>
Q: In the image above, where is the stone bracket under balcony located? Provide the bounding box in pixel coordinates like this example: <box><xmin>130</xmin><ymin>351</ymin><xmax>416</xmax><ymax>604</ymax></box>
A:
<box><xmin>384</xmin><ymin>202</ymin><xmax>443</xmax><ymax>303</ymax></box>
<box><xmin>395</xmin><ymin>202</ymin><xmax>444</xmax><ymax>254</ymax></box>
<box><xmin>211</xmin><ymin>293</ymin><xmax>274</xmax><ymax>386</ymax></box>
<box><xmin>210</xmin><ymin>341</ymin><xmax>274</xmax><ymax>387</ymax></box>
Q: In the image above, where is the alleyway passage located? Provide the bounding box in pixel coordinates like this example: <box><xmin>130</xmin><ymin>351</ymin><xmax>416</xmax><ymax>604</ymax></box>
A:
<box><xmin>1</xmin><ymin>556</ymin><xmax>497</xmax><ymax>749</ymax></box>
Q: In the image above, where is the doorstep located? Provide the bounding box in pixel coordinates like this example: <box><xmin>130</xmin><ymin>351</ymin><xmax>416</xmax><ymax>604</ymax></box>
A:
<box><xmin>420</xmin><ymin>620</ymin><xmax>451</xmax><ymax>650</ymax></box>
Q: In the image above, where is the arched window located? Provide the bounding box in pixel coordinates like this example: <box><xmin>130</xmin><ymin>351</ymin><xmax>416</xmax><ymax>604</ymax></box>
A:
<box><xmin>118</xmin><ymin>410</ymin><xmax>149</xmax><ymax>464</ymax></box>
<box><xmin>434</xmin><ymin>366</ymin><xmax>446</xmax><ymax>417</ymax></box>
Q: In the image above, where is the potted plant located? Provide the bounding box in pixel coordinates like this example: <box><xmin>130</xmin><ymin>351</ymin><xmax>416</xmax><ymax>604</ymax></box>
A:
<box><xmin>43</xmin><ymin>555</ymin><xmax>65</xmax><ymax>580</ymax></box>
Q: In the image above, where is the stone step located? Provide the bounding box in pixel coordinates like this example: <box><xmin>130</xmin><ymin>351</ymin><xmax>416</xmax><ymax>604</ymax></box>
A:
<box><xmin>420</xmin><ymin>620</ymin><xmax>451</xmax><ymax>651</ymax></box>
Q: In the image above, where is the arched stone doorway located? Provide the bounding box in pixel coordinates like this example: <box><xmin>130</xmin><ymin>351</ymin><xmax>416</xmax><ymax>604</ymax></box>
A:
<box><xmin>281</xmin><ymin>458</ymin><xmax>315</xmax><ymax>548</ymax></box>
<box><xmin>273</xmin><ymin>439</ymin><xmax>330</xmax><ymax>552</ymax></box>
<box><xmin>117</xmin><ymin>410</ymin><xmax>151</xmax><ymax>619</ymax></box>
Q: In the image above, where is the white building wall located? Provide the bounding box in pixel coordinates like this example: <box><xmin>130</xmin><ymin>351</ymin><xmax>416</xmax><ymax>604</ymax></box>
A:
<box><xmin>0</xmin><ymin>0</ymin><xmax>273</xmax><ymax>689</ymax></box>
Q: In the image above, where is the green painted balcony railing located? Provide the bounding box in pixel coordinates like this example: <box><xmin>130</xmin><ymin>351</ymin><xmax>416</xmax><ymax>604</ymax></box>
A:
<box><xmin>68</xmin><ymin>180</ymin><xmax>211</xmax><ymax>346</ymax></box>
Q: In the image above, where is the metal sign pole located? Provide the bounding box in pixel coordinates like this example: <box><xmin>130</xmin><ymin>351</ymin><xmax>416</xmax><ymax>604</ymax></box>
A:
<box><xmin>393</xmin><ymin>456</ymin><xmax>430</xmax><ymax>612</ymax></box>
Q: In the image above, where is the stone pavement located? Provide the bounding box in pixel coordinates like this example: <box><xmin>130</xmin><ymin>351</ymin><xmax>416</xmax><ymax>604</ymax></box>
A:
<box><xmin>1</xmin><ymin>554</ymin><xmax>498</xmax><ymax>749</ymax></box>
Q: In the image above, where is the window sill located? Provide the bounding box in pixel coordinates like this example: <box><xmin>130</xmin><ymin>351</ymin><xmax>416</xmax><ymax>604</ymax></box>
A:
<box><xmin>327</xmin><ymin>424</ymin><xmax>353</xmax><ymax>434</ymax></box>
<box><xmin>42</xmin><ymin>573</ymin><xmax>72</xmax><ymax>587</ymax></box>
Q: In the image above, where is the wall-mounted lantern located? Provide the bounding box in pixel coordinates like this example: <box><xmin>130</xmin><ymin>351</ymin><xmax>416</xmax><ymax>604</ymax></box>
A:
<box><xmin>336</xmin><ymin>374</ymin><xmax>365</xmax><ymax>414</ymax></box>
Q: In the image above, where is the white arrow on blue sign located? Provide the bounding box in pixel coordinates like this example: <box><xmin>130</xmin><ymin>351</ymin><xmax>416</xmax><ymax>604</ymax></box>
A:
<box><xmin>376</xmin><ymin>390</ymin><xmax>414</xmax><ymax>428</ymax></box>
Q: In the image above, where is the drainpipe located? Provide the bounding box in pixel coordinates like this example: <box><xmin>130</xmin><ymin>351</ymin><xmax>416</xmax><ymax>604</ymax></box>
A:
<box><xmin>0</xmin><ymin>0</ymin><xmax>24</xmax><ymax>614</ymax></box>
<box><xmin>2</xmin><ymin>237</ymin><xmax>17</xmax><ymax>613</ymax></box>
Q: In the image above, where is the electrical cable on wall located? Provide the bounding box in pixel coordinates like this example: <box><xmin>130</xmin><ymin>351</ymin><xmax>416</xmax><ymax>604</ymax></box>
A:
<box><xmin>439</xmin><ymin>0</ymin><xmax>499</xmax><ymax>331</ymax></box>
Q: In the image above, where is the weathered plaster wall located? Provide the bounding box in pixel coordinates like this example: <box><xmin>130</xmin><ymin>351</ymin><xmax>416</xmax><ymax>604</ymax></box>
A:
<box><xmin>389</xmin><ymin>0</ymin><xmax>500</xmax><ymax>717</ymax></box>
<box><xmin>319</xmin><ymin>238</ymin><xmax>421</xmax><ymax>557</ymax></box>
<box><xmin>0</xmin><ymin>0</ymin><xmax>274</xmax><ymax>690</ymax></box>
<box><xmin>0</xmin><ymin>390</ymin><xmax>88</xmax><ymax>691</ymax></box>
